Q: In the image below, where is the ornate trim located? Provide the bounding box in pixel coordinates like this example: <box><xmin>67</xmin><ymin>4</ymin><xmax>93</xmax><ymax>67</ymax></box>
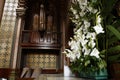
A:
<box><xmin>18</xmin><ymin>0</ymin><xmax>26</xmax><ymax>8</ymax></box>
<box><xmin>16</xmin><ymin>0</ymin><xmax>26</xmax><ymax>17</ymax></box>
<box><xmin>16</xmin><ymin>7</ymin><xmax>26</xmax><ymax>17</ymax></box>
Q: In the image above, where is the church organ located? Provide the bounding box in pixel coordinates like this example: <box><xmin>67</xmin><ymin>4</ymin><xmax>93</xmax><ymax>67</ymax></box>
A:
<box><xmin>18</xmin><ymin>0</ymin><xmax>63</xmax><ymax>73</ymax></box>
<box><xmin>21</xmin><ymin>0</ymin><xmax>61</xmax><ymax>48</ymax></box>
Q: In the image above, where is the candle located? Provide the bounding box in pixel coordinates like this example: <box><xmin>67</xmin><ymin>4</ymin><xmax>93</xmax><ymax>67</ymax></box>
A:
<box><xmin>47</xmin><ymin>15</ymin><xmax>53</xmax><ymax>31</ymax></box>
<box><xmin>33</xmin><ymin>14</ymin><xmax>39</xmax><ymax>31</ymax></box>
<box><xmin>39</xmin><ymin>4</ymin><xmax>45</xmax><ymax>31</ymax></box>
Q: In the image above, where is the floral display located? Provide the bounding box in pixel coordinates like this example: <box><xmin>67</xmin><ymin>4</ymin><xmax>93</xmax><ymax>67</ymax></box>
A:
<box><xmin>63</xmin><ymin>0</ymin><xmax>107</xmax><ymax>73</ymax></box>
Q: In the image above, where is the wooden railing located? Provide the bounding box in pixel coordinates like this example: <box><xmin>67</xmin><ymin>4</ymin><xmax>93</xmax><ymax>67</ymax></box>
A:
<box><xmin>21</xmin><ymin>30</ymin><xmax>61</xmax><ymax>48</ymax></box>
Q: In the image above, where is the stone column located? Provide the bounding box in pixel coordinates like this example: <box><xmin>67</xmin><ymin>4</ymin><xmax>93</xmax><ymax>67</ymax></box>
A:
<box><xmin>12</xmin><ymin>7</ymin><xmax>26</xmax><ymax>69</ymax></box>
<box><xmin>60</xmin><ymin>0</ymin><xmax>73</xmax><ymax>77</ymax></box>
<box><xmin>9</xmin><ymin>7</ymin><xmax>26</xmax><ymax>80</ymax></box>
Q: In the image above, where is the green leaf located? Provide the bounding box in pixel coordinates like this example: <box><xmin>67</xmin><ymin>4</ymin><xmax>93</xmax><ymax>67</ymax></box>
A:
<box><xmin>108</xmin><ymin>54</ymin><xmax>120</xmax><ymax>63</ymax></box>
<box><xmin>108</xmin><ymin>45</ymin><xmax>120</xmax><ymax>54</ymax></box>
<box><xmin>99</xmin><ymin>50</ymin><xmax>106</xmax><ymax>58</ymax></box>
<box><xmin>101</xmin><ymin>0</ymin><xmax>117</xmax><ymax>13</ymax></box>
<box><xmin>112</xmin><ymin>19</ymin><xmax>120</xmax><ymax>27</ymax></box>
<box><xmin>108</xmin><ymin>37</ymin><xmax>119</xmax><ymax>46</ymax></box>
<box><xmin>98</xmin><ymin>60</ymin><xmax>107</xmax><ymax>69</ymax></box>
<box><xmin>107</xmin><ymin>25</ymin><xmax>120</xmax><ymax>40</ymax></box>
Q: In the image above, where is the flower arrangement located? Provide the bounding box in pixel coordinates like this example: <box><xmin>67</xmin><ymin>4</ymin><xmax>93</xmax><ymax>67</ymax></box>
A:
<box><xmin>63</xmin><ymin>0</ymin><xmax>107</xmax><ymax>74</ymax></box>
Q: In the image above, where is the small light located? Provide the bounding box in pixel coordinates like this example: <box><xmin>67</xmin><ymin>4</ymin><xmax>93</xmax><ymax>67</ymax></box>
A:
<box><xmin>1</xmin><ymin>78</ymin><xmax>7</xmax><ymax>80</ymax></box>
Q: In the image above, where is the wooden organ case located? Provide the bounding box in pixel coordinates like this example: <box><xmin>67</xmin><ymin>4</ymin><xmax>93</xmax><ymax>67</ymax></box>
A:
<box><xmin>19</xmin><ymin>0</ymin><xmax>63</xmax><ymax>73</ymax></box>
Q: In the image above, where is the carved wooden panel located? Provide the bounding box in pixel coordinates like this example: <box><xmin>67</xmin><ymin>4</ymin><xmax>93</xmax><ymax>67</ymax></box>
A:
<box><xmin>17</xmin><ymin>0</ymin><xmax>64</xmax><ymax>73</ymax></box>
<box><xmin>20</xmin><ymin>0</ymin><xmax>61</xmax><ymax>49</ymax></box>
<box><xmin>22</xmin><ymin>30</ymin><xmax>61</xmax><ymax>45</ymax></box>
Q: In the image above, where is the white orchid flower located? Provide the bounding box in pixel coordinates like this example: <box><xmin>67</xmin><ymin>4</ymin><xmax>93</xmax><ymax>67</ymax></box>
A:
<box><xmin>73</xmin><ymin>10</ymin><xmax>77</xmax><ymax>15</ymax></box>
<box><xmin>93</xmin><ymin>24</ymin><xmax>104</xmax><ymax>34</ymax></box>
<box><xmin>84</xmin><ymin>20</ymin><xmax>90</xmax><ymax>28</ymax></box>
<box><xmin>80</xmin><ymin>11</ymin><xmax>85</xmax><ymax>17</ymax></box>
<box><xmin>87</xmin><ymin>6</ymin><xmax>98</xmax><ymax>13</ymax></box>
<box><xmin>90</xmin><ymin>48</ymin><xmax>100</xmax><ymax>58</ymax></box>
<box><xmin>80</xmin><ymin>0</ymin><xmax>88</xmax><ymax>6</ymax></box>
<box><xmin>80</xmin><ymin>39</ymin><xmax>88</xmax><ymax>47</ymax></box>
<box><xmin>76</xmin><ymin>52</ymin><xmax>81</xmax><ymax>59</ymax></box>
<box><xmin>82</xmin><ymin>46</ymin><xmax>91</xmax><ymax>55</ymax></box>
<box><xmin>75</xmin><ymin>15</ymin><xmax>79</xmax><ymax>19</ymax></box>
<box><xmin>86</xmin><ymin>32</ymin><xmax>96</xmax><ymax>40</ymax></box>
<box><xmin>70</xmin><ymin>53</ymin><xmax>77</xmax><ymax>62</ymax></box>
<box><xmin>87</xmin><ymin>6</ymin><xmax>93</xmax><ymax>12</ymax></box>
<box><xmin>64</xmin><ymin>49</ymin><xmax>77</xmax><ymax>62</ymax></box>
<box><xmin>88</xmin><ymin>40</ymin><xmax>96</xmax><ymax>48</ymax></box>
<box><xmin>69</xmin><ymin>40</ymin><xmax>80</xmax><ymax>51</ymax></box>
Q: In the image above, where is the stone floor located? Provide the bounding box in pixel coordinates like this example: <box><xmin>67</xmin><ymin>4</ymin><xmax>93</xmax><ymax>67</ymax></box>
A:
<box><xmin>39</xmin><ymin>74</ymin><xmax>91</xmax><ymax>80</ymax></box>
<box><xmin>46</xmin><ymin>77</ymin><xmax>91</xmax><ymax>80</ymax></box>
